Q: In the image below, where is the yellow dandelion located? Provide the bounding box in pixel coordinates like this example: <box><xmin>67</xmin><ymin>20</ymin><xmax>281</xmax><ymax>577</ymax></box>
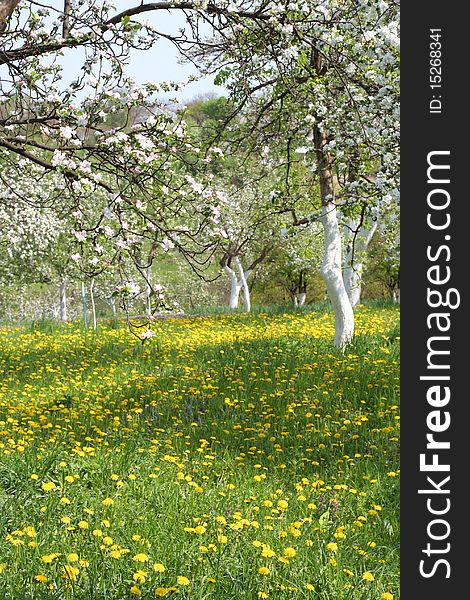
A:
<box><xmin>153</xmin><ymin>563</ymin><xmax>165</xmax><ymax>573</ymax></box>
<box><xmin>41</xmin><ymin>482</ymin><xmax>56</xmax><ymax>492</ymax></box>
<box><xmin>258</xmin><ymin>566</ymin><xmax>270</xmax><ymax>575</ymax></box>
<box><xmin>132</xmin><ymin>553</ymin><xmax>149</xmax><ymax>563</ymax></box>
<box><xmin>133</xmin><ymin>570</ymin><xmax>147</xmax><ymax>584</ymax></box>
<box><xmin>177</xmin><ymin>576</ymin><xmax>190</xmax><ymax>586</ymax></box>
<box><xmin>362</xmin><ymin>571</ymin><xmax>374</xmax><ymax>582</ymax></box>
<box><xmin>326</xmin><ymin>542</ymin><xmax>338</xmax><ymax>552</ymax></box>
<box><xmin>61</xmin><ymin>565</ymin><xmax>80</xmax><ymax>582</ymax></box>
<box><xmin>67</xmin><ymin>553</ymin><xmax>79</xmax><ymax>562</ymax></box>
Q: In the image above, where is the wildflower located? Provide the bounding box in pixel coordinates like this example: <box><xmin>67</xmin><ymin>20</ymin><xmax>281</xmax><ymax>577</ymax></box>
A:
<box><xmin>258</xmin><ymin>566</ymin><xmax>270</xmax><ymax>575</ymax></box>
<box><xmin>41</xmin><ymin>553</ymin><xmax>60</xmax><ymax>563</ymax></box>
<box><xmin>362</xmin><ymin>571</ymin><xmax>374</xmax><ymax>582</ymax></box>
<box><xmin>155</xmin><ymin>589</ymin><xmax>170</xmax><ymax>597</ymax></box>
<box><xmin>177</xmin><ymin>576</ymin><xmax>190</xmax><ymax>586</ymax></box>
<box><xmin>34</xmin><ymin>574</ymin><xmax>47</xmax><ymax>582</ymax></box>
<box><xmin>41</xmin><ymin>482</ymin><xmax>56</xmax><ymax>492</ymax></box>
<box><xmin>283</xmin><ymin>547</ymin><xmax>297</xmax><ymax>558</ymax></box>
<box><xmin>61</xmin><ymin>565</ymin><xmax>79</xmax><ymax>582</ymax></box>
<box><xmin>326</xmin><ymin>542</ymin><xmax>338</xmax><ymax>552</ymax></box>
<box><xmin>67</xmin><ymin>553</ymin><xmax>79</xmax><ymax>562</ymax></box>
<box><xmin>130</xmin><ymin>587</ymin><xmax>142</xmax><ymax>596</ymax></box>
<box><xmin>381</xmin><ymin>593</ymin><xmax>394</xmax><ymax>600</ymax></box>
<box><xmin>261</xmin><ymin>545</ymin><xmax>275</xmax><ymax>558</ymax></box>
<box><xmin>102</xmin><ymin>498</ymin><xmax>114</xmax><ymax>507</ymax></box>
<box><xmin>153</xmin><ymin>563</ymin><xmax>165</xmax><ymax>573</ymax></box>
<box><xmin>194</xmin><ymin>525</ymin><xmax>206</xmax><ymax>534</ymax></box>
<box><xmin>133</xmin><ymin>570</ymin><xmax>147</xmax><ymax>584</ymax></box>
<box><xmin>78</xmin><ymin>520</ymin><xmax>89</xmax><ymax>530</ymax></box>
<box><xmin>132</xmin><ymin>553</ymin><xmax>149</xmax><ymax>563</ymax></box>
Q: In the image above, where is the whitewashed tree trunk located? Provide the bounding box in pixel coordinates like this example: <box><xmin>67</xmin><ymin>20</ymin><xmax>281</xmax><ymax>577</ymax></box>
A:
<box><xmin>59</xmin><ymin>279</ymin><xmax>67</xmax><ymax>321</ymax></box>
<box><xmin>90</xmin><ymin>279</ymin><xmax>97</xmax><ymax>330</ymax></box>
<box><xmin>293</xmin><ymin>294</ymin><xmax>299</xmax><ymax>306</ymax></box>
<box><xmin>81</xmin><ymin>281</ymin><xmax>88</xmax><ymax>331</ymax></box>
<box><xmin>343</xmin><ymin>218</ymin><xmax>378</xmax><ymax>307</ymax></box>
<box><xmin>110</xmin><ymin>297</ymin><xmax>117</xmax><ymax>317</ymax></box>
<box><xmin>145</xmin><ymin>266</ymin><xmax>152</xmax><ymax>316</ymax></box>
<box><xmin>298</xmin><ymin>292</ymin><xmax>306</xmax><ymax>306</ymax></box>
<box><xmin>235</xmin><ymin>257</ymin><xmax>251</xmax><ymax>313</ymax></box>
<box><xmin>315</xmin><ymin>126</ymin><xmax>354</xmax><ymax>348</ymax></box>
<box><xmin>223</xmin><ymin>265</ymin><xmax>242</xmax><ymax>308</ymax></box>
<box><xmin>320</xmin><ymin>202</ymin><xmax>355</xmax><ymax>347</ymax></box>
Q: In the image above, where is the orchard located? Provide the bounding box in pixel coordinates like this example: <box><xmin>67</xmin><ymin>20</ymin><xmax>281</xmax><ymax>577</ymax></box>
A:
<box><xmin>0</xmin><ymin>2</ymin><xmax>399</xmax><ymax>598</ymax></box>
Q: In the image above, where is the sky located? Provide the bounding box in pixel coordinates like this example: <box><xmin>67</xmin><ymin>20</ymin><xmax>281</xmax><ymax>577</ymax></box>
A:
<box><xmin>55</xmin><ymin>1</ymin><xmax>225</xmax><ymax>102</ymax></box>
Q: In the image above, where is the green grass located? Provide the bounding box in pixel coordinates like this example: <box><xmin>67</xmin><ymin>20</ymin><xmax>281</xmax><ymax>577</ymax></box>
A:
<box><xmin>0</xmin><ymin>307</ymin><xmax>399</xmax><ymax>599</ymax></box>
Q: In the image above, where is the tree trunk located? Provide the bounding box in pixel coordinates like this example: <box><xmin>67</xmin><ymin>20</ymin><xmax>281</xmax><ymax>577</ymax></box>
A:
<box><xmin>110</xmin><ymin>297</ymin><xmax>117</xmax><ymax>317</ymax></box>
<box><xmin>0</xmin><ymin>0</ymin><xmax>20</xmax><ymax>33</ymax></box>
<box><xmin>343</xmin><ymin>218</ymin><xmax>378</xmax><ymax>307</ymax></box>
<box><xmin>90</xmin><ymin>279</ymin><xmax>97</xmax><ymax>330</ymax></box>
<box><xmin>293</xmin><ymin>294</ymin><xmax>298</xmax><ymax>306</ymax></box>
<box><xmin>298</xmin><ymin>292</ymin><xmax>306</xmax><ymax>306</ymax></box>
<box><xmin>235</xmin><ymin>256</ymin><xmax>251</xmax><ymax>312</ymax></box>
<box><xmin>145</xmin><ymin>266</ymin><xmax>152</xmax><ymax>316</ymax></box>
<box><xmin>315</xmin><ymin>126</ymin><xmax>354</xmax><ymax>348</ymax></box>
<box><xmin>59</xmin><ymin>279</ymin><xmax>67</xmax><ymax>321</ymax></box>
<box><xmin>81</xmin><ymin>281</ymin><xmax>89</xmax><ymax>331</ymax></box>
<box><xmin>223</xmin><ymin>265</ymin><xmax>242</xmax><ymax>309</ymax></box>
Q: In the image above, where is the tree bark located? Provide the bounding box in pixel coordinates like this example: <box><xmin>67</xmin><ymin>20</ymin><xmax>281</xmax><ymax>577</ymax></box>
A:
<box><xmin>90</xmin><ymin>278</ymin><xmax>97</xmax><ymax>330</ymax></box>
<box><xmin>59</xmin><ymin>278</ymin><xmax>67</xmax><ymax>321</ymax></box>
<box><xmin>81</xmin><ymin>281</ymin><xmax>89</xmax><ymax>331</ymax></box>
<box><xmin>223</xmin><ymin>264</ymin><xmax>242</xmax><ymax>308</ymax></box>
<box><xmin>145</xmin><ymin>266</ymin><xmax>152</xmax><ymax>316</ymax></box>
<box><xmin>0</xmin><ymin>0</ymin><xmax>19</xmax><ymax>33</ymax></box>
<box><xmin>315</xmin><ymin>126</ymin><xmax>354</xmax><ymax>348</ymax></box>
<box><xmin>343</xmin><ymin>218</ymin><xmax>378</xmax><ymax>307</ymax></box>
<box><xmin>235</xmin><ymin>256</ymin><xmax>251</xmax><ymax>312</ymax></box>
<box><xmin>63</xmin><ymin>0</ymin><xmax>72</xmax><ymax>38</ymax></box>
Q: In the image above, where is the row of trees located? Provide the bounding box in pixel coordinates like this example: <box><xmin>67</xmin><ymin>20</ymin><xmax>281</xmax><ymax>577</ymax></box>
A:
<box><xmin>0</xmin><ymin>0</ymin><xmax>399</xmax><ymax>345</ymax></box>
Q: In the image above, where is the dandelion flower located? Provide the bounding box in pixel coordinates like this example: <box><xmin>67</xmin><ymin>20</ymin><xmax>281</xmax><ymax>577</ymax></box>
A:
<box><xmin>362</xmin><ymin>571</ymin><xmax>374</xmax><ymax>582</ymax></box>
<box><xmin>326</xmin><ymin>542</ymin><xmax>338</xmax><ymax>552</ymax></box>
<box><xmin>132</xmin><ymin>553</ymin><xmax>149</xmax><ymax>563</ymax></box>
<box><xmin>133</xmin><ymin>570</ymin><xmax>147</xmax><ymax>584</ymax></box>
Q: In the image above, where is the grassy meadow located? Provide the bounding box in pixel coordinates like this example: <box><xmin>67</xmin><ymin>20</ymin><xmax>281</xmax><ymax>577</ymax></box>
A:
<box><xmin>0</xmin><ymin>306</ymin><xmax>400</xmax><ymax>600</ymax></box>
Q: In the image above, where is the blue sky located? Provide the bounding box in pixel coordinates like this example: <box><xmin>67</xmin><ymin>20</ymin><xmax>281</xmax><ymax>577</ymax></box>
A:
<box><xmin>57</xmin><ymin>1</ymin><xmax>224</xmax><ymax>102</ymax></box>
